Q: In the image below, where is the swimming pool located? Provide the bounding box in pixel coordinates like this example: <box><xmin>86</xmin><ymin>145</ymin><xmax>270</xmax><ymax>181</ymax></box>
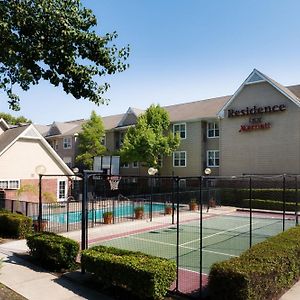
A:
<box><xmin>42</xmin><ymin>203</ymin><xmax>166</xmax><ymax>224</ymax></box>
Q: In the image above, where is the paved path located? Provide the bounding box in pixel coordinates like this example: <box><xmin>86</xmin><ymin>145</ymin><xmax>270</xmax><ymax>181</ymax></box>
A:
<box><xmin>0</xmin><ymin>240</ymin><xmax>112</xmax><ymax>300</ymax></box>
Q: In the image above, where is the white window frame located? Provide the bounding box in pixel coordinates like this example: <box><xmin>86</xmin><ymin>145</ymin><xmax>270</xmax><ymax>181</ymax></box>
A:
<box><xmin>207</xmin><ymin>150</ymin><xmax>220</xmax><ymax>167</ymax></box>
<box><xmin>63</xmin><ymin>137</ymin><xmax>72</xmax><ymax>149</ymax></box>
<box><xmin>57</xmin><ymin>179</ymin><xmax>67</xmax><ymax>201</ymax></box>
<box><xmin>132</xmin><ymin>161</ymin><xmax>139</xmax><ymax>168</ymax></box>
<box><xmin>157</xmin><ymin>155</ymin><xmax>163</xmax><ymax>168</ymax></box>
<box><xmin>173</xmin><ymin>151</ymin><xmax>187</xmax><ymax>167</ymax></box>
<box><xmin>173</xmin><ymin>123</ymin><xmax>186</xmax><ymax>139</ymax></box>
<box><xmin>101</xmin><ymin>135</ymin><xmax>106</xmax><ymax>146</ymax></box>
<box><xmin>121</xmin><ymin>162</ymin><xmax>129</xmax><ymax>168</ymax></box>
<box><xmin>0</xmin><ymin>179</ymin><xmax>20</xmax><ymax>189</ymax></box>
<box><xmin>63</xmin><ymin>157</ymin><xmax>72</xmax><ymax>167</ymax></box>
<box><xmin>207</xmin><ymin>122</ymin><xmax>219</xmax><ymax>138</ymax></box>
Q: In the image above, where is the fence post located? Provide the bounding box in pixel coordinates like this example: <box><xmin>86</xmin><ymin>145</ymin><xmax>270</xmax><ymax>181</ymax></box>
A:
<box><xmin>67</xmin><ymin>198</ymin><xmax>69</xmax><ymax>232</ymax></box>
<box><xmin>249</xmin><ymin>176</ymin><xmax>252</xmax><ymax>248</ymax></box>
<box><xmin>81</xmin><ymin>171</ymin><xmax>88</xmax><ymax>274</ymax></box>
<box><xmin>199</xmin><ymin>176</ymin><xmax>203</xmax><ymax>298</ymax></box>
<box><xmin>283</xmin><ymin>174</ymin><xmax>286</xmax><ymax>232</ymax></box>
<box><xmin>38</xmin><ymin>174</ymin><xmax>42</xmax><ymax>232</ymax></box>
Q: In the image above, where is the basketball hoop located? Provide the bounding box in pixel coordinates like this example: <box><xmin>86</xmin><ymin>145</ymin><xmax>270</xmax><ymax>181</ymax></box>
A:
<box><xmin>108</xmin><ymin>176</ymin><xmax>121</xmax><ymax>190</ymax></box>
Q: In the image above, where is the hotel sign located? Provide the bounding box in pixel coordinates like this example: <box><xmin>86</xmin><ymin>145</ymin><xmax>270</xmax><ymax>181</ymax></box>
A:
<box><xmin>227</xmin><ymin>104</ymin><xmax>286</xmax><ymax>133</ymax></box>
<box><xmin>227</xmin><ymin>104</ymin><xmax>286</xmax><ymax>118</ymax></box>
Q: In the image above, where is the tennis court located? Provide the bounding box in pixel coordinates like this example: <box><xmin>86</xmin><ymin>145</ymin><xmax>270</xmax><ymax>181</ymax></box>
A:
<box><xmin>93</xmin><ymin>210</ymin><xmax>296</xmax><ymax>293</ymax></box>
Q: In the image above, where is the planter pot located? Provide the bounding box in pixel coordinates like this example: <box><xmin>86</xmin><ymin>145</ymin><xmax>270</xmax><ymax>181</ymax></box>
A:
<box><xmin>189</xmin><ymin>203</ymin><xmax>198</xmax><ymax>211</ymax></box>
<box><xmin>165</xmin><ymin>207</ymin><xmax>173</xmax><ymax>215</ymax></box>
<box><xmin>103</xmin><ymin>215</ymin><xmax>113</xmax><ymax>224</ymax></box>
<box><xmin>135</xmin><ymin>210</ymin><xmax>144</xmax><ymax>219</ymax></box>
<box><xmin>208</xmin><ymin>198</ymin><xmax>216</xmax><ymax>208</ymax></box>
<box><xmin>33</xmin><ymin>219</ymin><xmax>48</xmax><ymax>232</ymax></box>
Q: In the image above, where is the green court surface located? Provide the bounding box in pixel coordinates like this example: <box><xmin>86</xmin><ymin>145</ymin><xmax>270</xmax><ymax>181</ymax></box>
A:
<box><xmin>95</xmin><ymin>213</ymin><xmax>296</xmax><ymax>275</ymax></box>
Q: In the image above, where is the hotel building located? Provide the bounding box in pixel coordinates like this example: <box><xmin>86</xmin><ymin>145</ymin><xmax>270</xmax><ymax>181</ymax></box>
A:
<box><xmin>40</xmin><ymin>69</ymin><xmax>300</xmax><ymax>177</ymax></box>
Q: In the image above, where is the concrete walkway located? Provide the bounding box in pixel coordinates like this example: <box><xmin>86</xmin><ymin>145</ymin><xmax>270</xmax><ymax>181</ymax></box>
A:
<box><xmin>0</xmin><ymin>240</ymin><xmax>112</xmax><ymax>300</ymax></box>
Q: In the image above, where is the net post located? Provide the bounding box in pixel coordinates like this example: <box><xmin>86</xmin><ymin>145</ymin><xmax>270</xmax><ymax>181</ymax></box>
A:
<box><xmin>249</xmin><ymin>176</ymin><xmax>252</xmax><ymax>248</ymax></box>
<box><xmin>175</xmin><ymin>176</ymin><xmax>180</xmax><ymax>292</ymax></box>
<box><xmin>199</xmin><ymin>176</ymin><xmax>203</xmax><ymax>298</ymax></box>
<box><xmin>296</xmin><ymin>176</ymin><xmax>299</xmax><ymax>226</ymax></box>
<box><xmin>283</xmin><ymin>174</ymin><xmax>286</xmax><ymax>232</ymax></box>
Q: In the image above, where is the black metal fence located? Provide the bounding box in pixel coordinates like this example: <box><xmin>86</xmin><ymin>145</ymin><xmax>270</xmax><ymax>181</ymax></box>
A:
<box><xmin>2</xmin><ymin>174</ymin><xmax>300</xmax><ymax>298</ymax></box>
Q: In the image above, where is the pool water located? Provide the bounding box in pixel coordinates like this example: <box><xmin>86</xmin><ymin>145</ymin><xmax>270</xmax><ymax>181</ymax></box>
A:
<box><xmin>43</xmin><ymin>203</ymin><xmax>166</xmax><ymax>224</ymax></box>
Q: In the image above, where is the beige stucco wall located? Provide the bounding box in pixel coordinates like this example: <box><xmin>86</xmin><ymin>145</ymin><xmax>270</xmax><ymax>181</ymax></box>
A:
<box><xmin>162</xmin><ymin>121</ymin><xmax>203</xmax><ymax>176</ymax></box>
<box><xmin>0</xmin><ymin>138</ymin><xmax>68</xmax><ymax>179</ymax></box>
<box><xmin>220</xmin><ymin>82</ymin><xmax>300</xmax><ymax>175</ymax></box>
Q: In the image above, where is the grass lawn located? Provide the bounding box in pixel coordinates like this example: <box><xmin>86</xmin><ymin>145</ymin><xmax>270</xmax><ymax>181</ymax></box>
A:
<box><xmin>0</xmin><ymin>283</ymin><xmax>27</xmax><ymax>300</ymax></box>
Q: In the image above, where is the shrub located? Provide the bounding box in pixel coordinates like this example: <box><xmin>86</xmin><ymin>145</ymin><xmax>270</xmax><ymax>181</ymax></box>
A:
<box><xmin>241</xmin><ymin>199</ymin><xmax>297</xmax><ymax>211</ymax></box>
<box><xmin>0</xmin><ymin>211</ymin><xmax>32</xmax><ymax>238</ymax></box>
<box><xmin>81</xmin><ymin>245</ymin><xmax>176</xmax><ymax>300</ymax></box>
<box><xmin>26</xmin><ymin>232</ymin><xmax>79</xmax><ymax>271</ymax></box>
<box><xmin>103</xmin><ymin>211</ymin><xmax>113</xmax><ymax>218</ymax></box>
<box><xmin>134</xmin><ymin>206</ymin><xmax>144</xmax><ymax>213</ymax></box>
<box><xmin>208</xmin><ymin>226</ymin><xmax>300</xmax><ymax>300</ymax></box>
<box><xmin>220</xmin><ymin>188</ymin><xmax>299</xmax><ymax>206</ymax></box>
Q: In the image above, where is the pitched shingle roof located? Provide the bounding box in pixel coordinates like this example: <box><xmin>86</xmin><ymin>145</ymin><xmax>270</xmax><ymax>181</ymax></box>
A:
<box><xmin>0</xmin><ymin>125</ymin><xmax>29</xmax><ymax>154</ymax></box>
<box><xmin>164</xmin><ymin>95</ymin><xmax>231</xmax><ymax>122</ymax></box>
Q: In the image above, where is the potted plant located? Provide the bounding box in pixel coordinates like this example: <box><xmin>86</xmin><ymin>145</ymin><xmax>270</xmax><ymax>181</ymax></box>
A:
<box><xmin>189</xmin><ymin>199</ymin><xmax>198</xmax><ymax>211</ymax></box>
<box><xmin>134</xmin><ymin>206</ymin><xmax>144</xmax><ymax>219</ymax></box>
<box><xmin>208</xmin><ymin>197</ymin><xmax>216</xmax><ymax>208</ymax></box>
<box><xmin>33</xmin><ymin>218</ymin><xmax>48</xmax><ymax>231</ymax></box>
<box><xmin>165</xmin><ymin>204</ymin><xmax>173</xmax><ymax>215</ymax></box>
<box><xmin>103</xmin><ymin>211</ymin><xmax>113</xmax><ymax>224</ymax></box>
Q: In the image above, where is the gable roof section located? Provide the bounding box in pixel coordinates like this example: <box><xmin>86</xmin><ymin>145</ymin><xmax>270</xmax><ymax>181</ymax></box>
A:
<box><xmin>164</xmin><ymin>96</ymin><xmax>231</xmax><ymax>122</ymax></box>
<box><xmin>218</xmin><ymin>69</ymin><xmax>300</xmax><ymax>118</ymax></box>
<box><xmin>0</xmin><ymin>124</ymin><xmax>73</xmax><ymax>175</ymax></box>
<box><xmin>117</xmin><ymin>107</ymin><xmax>144</xmax><ymax>128</ymax></box>
<box><xmin>0</xmin><ymin>118</ymin><xmax>10</xmax><ymax>131</ymax></box>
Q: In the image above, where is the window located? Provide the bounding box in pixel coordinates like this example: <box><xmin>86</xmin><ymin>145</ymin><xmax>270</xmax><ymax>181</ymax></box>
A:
<box><xmin>207</xmin><ymin>122</ymin><xmax>219</xmax><ymax>138</ymax></box>
<box><xmin>63</xmin><ymin>137</ymin><xmax>72</xmax><ymax>149</ymax></box>
<box><xmin>132</xmin><ymin>161</ymin><xmax>139</xmax><ymax>168</ymax></box>
<box><xmin>173</xmin><ymin>123</ymin><xmax>186</xmax><ymax>139</ymax></box>
<box><xmin>157</xmin><ymin>155</ymin><xmax>163</xmax><ymax>168</ymax></box>
<box><xmin>101</xmin><ymin>135</ymin><xmax>106</xmax><ymax>146</ymax></box>
<box><xmin>207</xmin><ymin>150</ymin><xmax>219</xmax><ymax>167</ymax></box>
<box><xmin>50</xmin><ymin>140</ymin><xmax>58</xmax><ymax>151</ymax></box>
<box><xmin>121</xmin><ymin>162</ymin><xmax>129</xmax><ymax>168</ymax></box>
<box><xmin>58</xmin><ymin>181</ymin><xmax>66</xmax><ymax>200</ymax></box>
<box><xmin>173</xmin><ymin>151</ymin><xmax>186</xmax><ymax>167</ymax></box>
<box><xmin>0</xmin><ymin>180</ymin><xmax>20</xmax><ymax>189</ymax></box>
<box><xmin>63</xmin><ymin>157</ymin><xmax>72</xmax><ymax>167</ymax></box>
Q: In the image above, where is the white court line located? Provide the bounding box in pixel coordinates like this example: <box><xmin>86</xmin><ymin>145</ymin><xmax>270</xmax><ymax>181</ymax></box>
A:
<box><xmin>180</xmin><ymin>221</ymin><xmax>262</xmax><ymax>247</ymax></box>
<box><xmin>129</xmin><ymin>236</ymin><xmax>238</xmax><ymax>258</ymax></box>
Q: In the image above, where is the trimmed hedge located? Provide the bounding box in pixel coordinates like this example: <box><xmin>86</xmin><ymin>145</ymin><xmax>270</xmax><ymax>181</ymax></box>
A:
<box><xmin>240</xmin><ymin>199</ymin><xmax>298</xmax><ymax>211</ymax></box>
<box><xmin>0</xmin><ymin>211</ymin><xmax>32</xmax><ymax>238</ymax></box>
<box><xmin>221</xmin><ymin>188</ymin><xmax>299</xmax><ymax>206</ymax></box>
<box><xmin>26</xmin><ymin>232</ymin><xmax>79</xmax><ymax>271</ymax></box>
<box><xmin>208</xmin><ymin>226</ymin><xmax>300</xmax><ymax>300</ymax></box>
<box><xmin>81</xmin><ymin>245</ymin><xmax>176</xmax><ymax>300</ymax></box>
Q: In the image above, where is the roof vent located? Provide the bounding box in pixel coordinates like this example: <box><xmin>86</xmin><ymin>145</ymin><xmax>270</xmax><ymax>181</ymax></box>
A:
<box><xmin>246</xmin><ymin>72</ymin><xmax>265</xmax><ymax>84</ymax></box>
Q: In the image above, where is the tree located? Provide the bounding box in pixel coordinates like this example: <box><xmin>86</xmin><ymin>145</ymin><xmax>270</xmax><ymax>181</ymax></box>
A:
<box><xmin>120</xmin><ymin>104</ymin><xmax>180</xmax><ymax>168</ymax></box>
<box><xmin>0</xmin><ymin>112</ymin><xmax>31</xmax><ymax>124</ymax></box>
<box><xmin>0</xmin><ymin>0</ymin><xmax>129</xmax><ymax>110</ymax></box>
<box><xmin>76</xmin><ymin>110</ymin><xmax>106</xmax><ymax>169</ymax></box>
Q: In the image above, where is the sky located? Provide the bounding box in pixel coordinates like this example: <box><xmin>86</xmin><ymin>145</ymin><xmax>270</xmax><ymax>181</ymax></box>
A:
<box><xmin>1</xmin><ymin>0</ymin><xmax>300</xmax><ymax>124</ymax></box>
